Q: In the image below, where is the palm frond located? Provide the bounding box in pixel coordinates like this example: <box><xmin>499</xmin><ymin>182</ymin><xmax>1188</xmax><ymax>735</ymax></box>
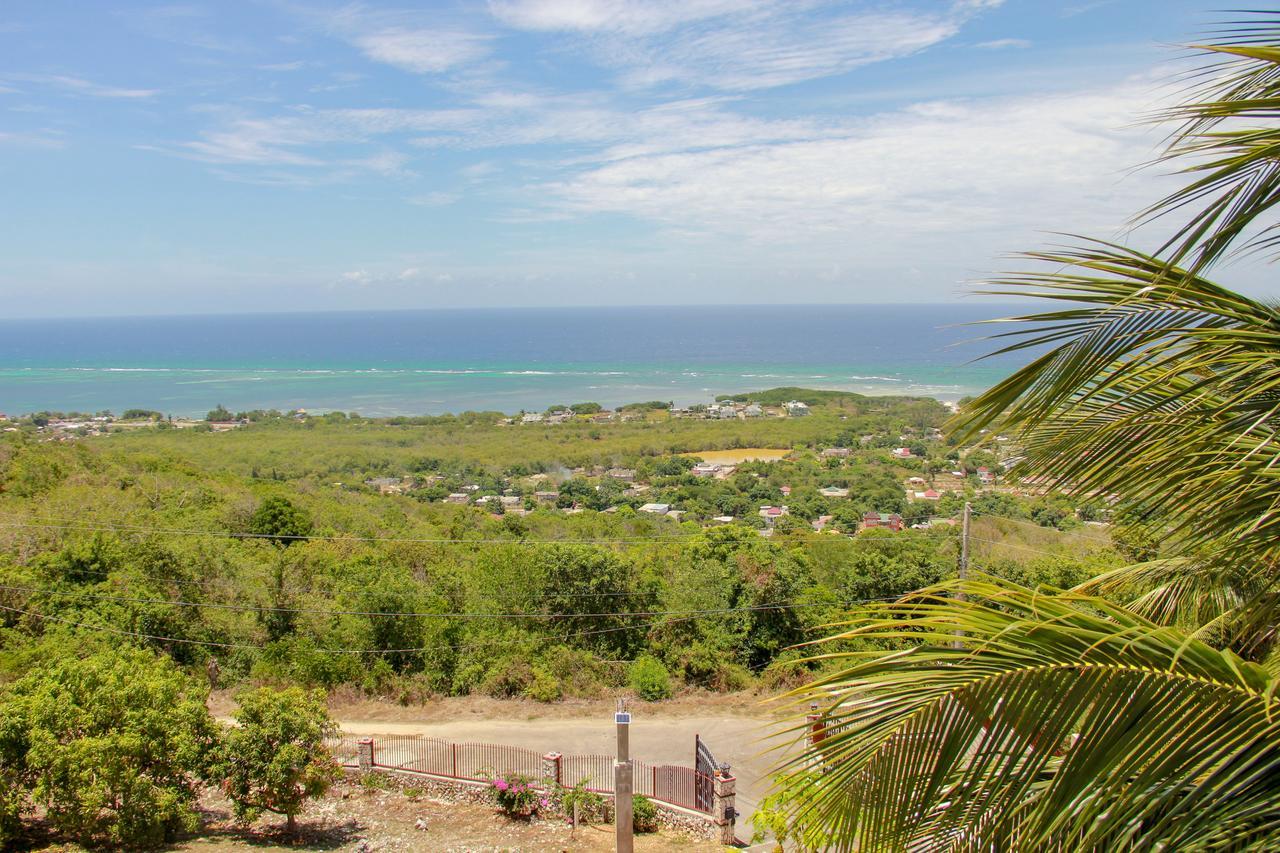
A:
<box><xmin>951</xmin><ymin>240</ymin><xmax>1280</xmax><ymax>567</ymax></box>
<box><xmin>775</xmin><ymin>578</ymin><xmax>1280</xmax><ymax>851</ymax></box>
<box><xmin>1144</xmin><ymin>11</ymin><xmax>1280</xmax><ymax>271</ymax></box>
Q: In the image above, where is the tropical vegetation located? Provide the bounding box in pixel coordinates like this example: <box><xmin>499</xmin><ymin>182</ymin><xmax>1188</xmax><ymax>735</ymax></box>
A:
<box><xmin>778</xmin><ymin>12</ymin><xmax>1280</xmax><ymax>851</ymax></box>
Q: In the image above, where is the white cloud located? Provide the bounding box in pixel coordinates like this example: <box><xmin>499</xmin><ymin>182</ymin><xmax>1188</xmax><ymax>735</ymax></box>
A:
<box><xmin>492</xmin><ymin>0</ymin><xmax>1003</xmax><ymax>91</ymax></box>
<box><xmin>975</xmin><ymin>37</ymin><xmax>1031</xmax><ymax>49</ymax></box>
<box><xmin>488</xmin><ymin>0</ymin><xmax>764</xmax><ymax>36</ymax></box>
<box><xmin>541</xmin><ymin>78</ymin><xmax>1172</xmax><ymax>256</ymax></box>
<box><xmin>7</xmin><ymin>74</ymin><xmax>157</xmax><ymax>99</ymax></box>
<box><xmin>352</xmin><ymin>28</ymin><xmax>491</xmax><ymax>73</ymax></box>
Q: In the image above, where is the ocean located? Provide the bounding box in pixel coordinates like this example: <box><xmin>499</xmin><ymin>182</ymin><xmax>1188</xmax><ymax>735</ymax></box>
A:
<box><xmin>0</xmin><ymin>304</ymin><xmax>1032</xmax><ymax>417</ymax></box>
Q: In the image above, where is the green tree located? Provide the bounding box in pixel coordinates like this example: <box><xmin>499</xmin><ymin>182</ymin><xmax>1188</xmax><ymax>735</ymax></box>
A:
<box><xmin>206</xmin><ymin>404</ymin><xmax>233</xmax><ymax>422</ymax></box>
<box><xmin>248</xmin><ymin>495</ymin><xmax>312</xmax><ymax>545</ymax></box>
<box><xmin>779</xmin><ymin>14</ymin><xmax>1280</xmax><ymax>850</ymax></box>
<box><xmin>220</xmin><ymin>687</ymin><xmax>340</xmax><ymax>834</ymax></box>
<box><xmin>0</xmin><ymin>647</ymin><xmax>221</xmax><ymax>847</ymax></box>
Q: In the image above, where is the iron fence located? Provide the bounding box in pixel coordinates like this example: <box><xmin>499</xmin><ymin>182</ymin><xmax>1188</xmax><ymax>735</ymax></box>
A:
<box><xmin>561</xmin><ymin>753</ymin><xmax>615</xmax><ymax>792</ymax></box>
<box><xmin>323</xmin><ymin>734</ymin><xmax>714</xmax><ymax>814</ymax></box>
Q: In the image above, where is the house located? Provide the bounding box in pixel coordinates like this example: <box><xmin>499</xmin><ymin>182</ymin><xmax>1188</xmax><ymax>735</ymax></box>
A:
<box><xmin>812</xmin><ymin>514</ymin><xmax>835</xmax><ymax>532</ymax></box>
<box><xmin>691</xmin><ymin>462</ymin><xmax>722</xmax><ymax>478</ymax></box>
<box><xmin>606</xmin><ymin>467</ymin><xmax>636</xmax><ymax>481</ymax></box>
<box><xmin>785</xmin><ymin>400</ymin><xmax>810</xmax><ymax>417</ymax></box>
<box><xmin>520</xmin><ymin>412</ymin><xmax>544</xmax><ymax>424</ymax></box>
<box><xmin>820</xmin><ymin>486</ymin><xmax>849</xmax><ymax>498</ymax></box>
<box><xmin>891</xmin><ymin>447</ymin><xmax>913</xmax><ymax>459</ymax></box>
<box><xmin>445</xmin><ymin>493</ymin><xmax>470</xmax><ymax>504</ymax></box>
<box><xmin>743</xmin><ymin>403</ymin><xmax>763</xmax><ymax>418</ymax></box>
<box><xmin>862</xmin><ymin>511</ymin><xmax>904</xmax><ymax>532</ymax></box>
<box><xmin>913</xmin><ymin>489</ymin><xmax>942</xmax><ymax>501</ymax></box>
<box><xmin>758</xmin><ymin>505</ymin><xmax>789</xmax><ymax>527</ymax></box>
<box><xmin>707</xmin><ymin>403</ymin><xmax>738</xmax><ymax>420</ymax></box>
<box><xmin>780</xmin><ymin>485</ymin><xmax>792</xmax><ymax>497</ymax></box>
<box><xmin>976</xmin><ymin>466</ymin><xmax>995</xmax><ymax>484</ymax></box>
<box><xmin>907</xmin><ymin>476</ymin><xmax>926</xmax><ymax>485</ymax></box>
<box><xmin>498</xmin><ymin>495</ymin><xmax>522</xmax><ymax>507</ymax></box>
<box><xmin>533</xmin><ymin>490</ymin><xmax>560</xmax><ymax>503</ymax></box>
<box><xmin>820</xmin><ymin>447</ymin><xmax>851</xmax><ymax>459</ymax></box>
<box><xmin>622</xmin><ymin>485</ymin><xmax>651</xmax><ymax>497</ymax></box>
<box><xmin>639</xmin><ymin>503</ymin><xmax>671</xmax><ymax>515</ymax></box>
<box><xmin>365</xmin><ymin>476</ymin><xmax>408</xmax><ymax>495</ymax></box>
<box><xmin>710</xmin><ymin>515</ymin><xmax>736</xmax><ymax>525</ymax></box>
<box><xmin>667</xmin><ymin>510</ymin><xmax>686</xmax><ymax>521</ymax></box>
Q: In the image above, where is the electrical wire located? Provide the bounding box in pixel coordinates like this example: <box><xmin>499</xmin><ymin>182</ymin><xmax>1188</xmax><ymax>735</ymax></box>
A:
<box><xmin>0</xmin><ymin>582</ymin><xmax>860</xmax><ymax>620</ymax></box>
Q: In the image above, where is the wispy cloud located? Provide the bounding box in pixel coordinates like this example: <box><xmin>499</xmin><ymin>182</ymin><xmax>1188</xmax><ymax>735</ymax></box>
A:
<box><xmin>491</xmin><ymin>0</ymin><xmax>1003</xmax><ymax>91</ymax></box>
<box><xmin>322</xmin><ymin>5</ymin><xmax>493</xmax><ymax>75</ymax></box>
<box><xmin>975</xmin><ymin>37</ymin><xmax>1031</xmax><ymax>50</ymax></box>
<box><xmin>353</xmin><ymin>28</ymin><xmax>491</xmax><ymax>73</ymax></box>
<box><xmin>488</xmin><ymin>0</ymin><xmax>764</xmax><ymax>36</ymax></box>
<box><xmin>7</xmin><ymin>73</ymin><xmax>158</xmax><ymax>99</ymax></box>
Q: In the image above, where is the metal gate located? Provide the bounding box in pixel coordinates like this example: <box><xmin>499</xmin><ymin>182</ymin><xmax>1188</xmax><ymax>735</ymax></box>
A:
<box><xmin>694</xmin><ymin>734</ymin><xmax>719</xmax><ymax>813</ymax></box>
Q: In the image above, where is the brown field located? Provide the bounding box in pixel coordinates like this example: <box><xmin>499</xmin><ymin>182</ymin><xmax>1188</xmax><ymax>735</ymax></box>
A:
<box><xmin>679</xmin><ymin>447</ymin><xmax>790</xmax><ymax>464</ymax></box>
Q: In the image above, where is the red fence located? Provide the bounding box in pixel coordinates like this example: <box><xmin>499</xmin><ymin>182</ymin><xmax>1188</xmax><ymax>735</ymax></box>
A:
<box><xmin>324</xmin><ymin>734</ymin><xmax>713</xmax><ymax>814</ymax></box>
<box><xmin>635</xmin><ymin>761</ymin><xmax>714</xmax><ymax>812</ymax></box>
<box><xmin>561</xmin><ymin>753</ymin><xmax>614</xmax><ymax>792</ymax></box>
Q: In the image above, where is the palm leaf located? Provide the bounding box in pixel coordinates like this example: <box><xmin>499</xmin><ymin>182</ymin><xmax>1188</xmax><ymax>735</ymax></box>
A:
<box><xmin>774</xmin><ymin>578</ymin><xmax>1280</xmax><ymax>851</ymax></box>
<box><xmin>1143</xmin><ymin>10</ymin><xmax>1280</xmax><ymax>272</ymax></box>
<box><xmin>951</xmin><ymin>240</ymin><xmax>1280</xmax><ymax>569</ymax></box>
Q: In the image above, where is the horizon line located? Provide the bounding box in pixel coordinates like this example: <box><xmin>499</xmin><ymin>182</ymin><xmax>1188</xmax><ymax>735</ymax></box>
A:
<box><xmin>1</xmin><ymin>300</ymin><xmax>1035</xmax><ymax>323</ymax></box>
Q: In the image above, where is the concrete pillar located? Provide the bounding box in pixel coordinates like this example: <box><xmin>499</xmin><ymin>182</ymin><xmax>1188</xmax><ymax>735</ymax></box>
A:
<box><xmin>357</xmin><ymin>737</ymin><xmax>375</xmax><ymax>773</ymax></box>
<box><xmin>712</xmin><ymin>769</ymin><xmax>737</xmax><ymax>845</ymax></box>
<box><xmin>807</xmin><ymin>712</ymin><xmax>826</xmax><ymax>747</ymax></box>
<box><xmin>541</xmin><ymin>751</ymin><xmax>562</xmax><ymax>789</ymax></box>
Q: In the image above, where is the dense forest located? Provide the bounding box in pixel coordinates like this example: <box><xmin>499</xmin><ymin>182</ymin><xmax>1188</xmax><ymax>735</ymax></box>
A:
<box><xmin>0</xmin><ymin>390</ymin><xmax>1120</xmax><ymax>702</ymax></box>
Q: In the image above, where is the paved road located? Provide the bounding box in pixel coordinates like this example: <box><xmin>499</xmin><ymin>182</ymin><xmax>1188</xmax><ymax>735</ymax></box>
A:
<box><xmin>330</xmin><ymin>713</ymin><xmax>803</xmax><ymax>838</ymax></box>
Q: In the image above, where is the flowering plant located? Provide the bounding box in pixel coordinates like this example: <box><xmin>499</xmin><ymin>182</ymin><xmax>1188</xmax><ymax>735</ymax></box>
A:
<box><xmin>490</xmin><ymin>773</ymin><xmax>543</xmax><ymax>818</ymax></box>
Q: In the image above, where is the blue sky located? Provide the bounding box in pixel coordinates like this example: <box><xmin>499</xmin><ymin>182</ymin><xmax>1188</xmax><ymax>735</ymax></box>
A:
<box><xmin>0</xmin><ymin>0</ymin><xmax>1251</xmax><ymax>317</ymax></box>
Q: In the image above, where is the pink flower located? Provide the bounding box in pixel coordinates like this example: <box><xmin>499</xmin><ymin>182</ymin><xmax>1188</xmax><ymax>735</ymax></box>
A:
<box><xmin>495</xmin><ymin>780</ymin><xmax>509</xmax><ymax>791</ymax></box>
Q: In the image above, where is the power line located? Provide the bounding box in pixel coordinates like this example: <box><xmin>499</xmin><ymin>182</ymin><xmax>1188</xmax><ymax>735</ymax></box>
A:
<box><xmin>0</xmin><ymin>517</ymin><xmax>959</xmax><ymax>547</ymax></box>
<box><xmin>0</xmin><ymin>593</ymin><xmax>901</xmax><ymax>656</ymax></box>
<box><xmin>966</xmin><ymin>535</ymin><xmax>1110</xmax><ymax>558</ymax></box>
<box><xmin>0</xmin><ymin>582</ymin><xmax>854</xmax><ymax>620</ymax></box>
<box><xmin>969</xmin><ymin>511</ymin><xmax>1113</xmax><ymax>542</ymax></box>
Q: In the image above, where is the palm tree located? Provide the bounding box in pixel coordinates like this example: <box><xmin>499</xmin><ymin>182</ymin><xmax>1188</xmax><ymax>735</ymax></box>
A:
<box><xmin>775</xmin><ymin>12</ymin><xmax>1280</xmax><ymax>851</ymax></box>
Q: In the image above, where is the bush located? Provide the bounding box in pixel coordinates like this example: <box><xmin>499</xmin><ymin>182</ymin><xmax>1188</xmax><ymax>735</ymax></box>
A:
<box><xmin>628</xmin><ymin>655</ymin><xmax>672</xmax><ymax>700</ymax></box>
<box><xmin>633</xmin><ymin>794</ymin><xmax>659</xmax><ymax>833</ymax></box>
<box><xmin>490</xmin><ymin>773</ymin><xmax>546</xmax><ymax>819</ymax></box>
<box><xmin>220</xmin><ymin>687</ymin><xmax>341</xmax><ymax>834</ymax></box>
<box><xmin>0</xmin><ymin>647</ymin><xmax>221</xmax><ymax>847</ymax></box>
<box><xmin>525</xmin><ymin>666</ymin><xmax>562</xmax><ymax>702</ymax></box>
<box><xmin>557</xmin><ymin>778</ymin><xmax>607</xmax><ymax>824</ymax></box>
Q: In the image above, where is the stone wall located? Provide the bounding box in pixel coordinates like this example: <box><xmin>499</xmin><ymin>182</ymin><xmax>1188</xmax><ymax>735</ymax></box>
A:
<box><xmin>340</xmin><ymin>764</ymin><xmax>729</xmax><ymax>842</ymax></box>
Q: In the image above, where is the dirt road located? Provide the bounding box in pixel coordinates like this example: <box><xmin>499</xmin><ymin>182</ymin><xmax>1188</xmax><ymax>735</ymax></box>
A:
<box><xmin>326</xmin><ymin>711</ymin><xmax>801</xmax><ymax>834</ymax></box>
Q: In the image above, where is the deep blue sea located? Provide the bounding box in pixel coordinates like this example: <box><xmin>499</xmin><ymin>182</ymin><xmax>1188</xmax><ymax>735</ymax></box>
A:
<box><xmin>0</xmin><ymin>305</ymin><xmax>1031</xmax><ymax>417</ymax></box>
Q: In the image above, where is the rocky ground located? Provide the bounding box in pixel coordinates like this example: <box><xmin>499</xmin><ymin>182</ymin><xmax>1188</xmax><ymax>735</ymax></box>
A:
<box><xmin>169</xmin><ymin>781</ymin><xmax>724</xmax><ymax>852</ymax></box>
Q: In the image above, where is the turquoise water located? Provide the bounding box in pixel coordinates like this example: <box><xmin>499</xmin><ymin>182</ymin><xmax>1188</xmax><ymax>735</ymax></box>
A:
<box><xmin>0</xmin><ymin>305</ymin><xmax>1028</xmax><ymax>417</ymax></box>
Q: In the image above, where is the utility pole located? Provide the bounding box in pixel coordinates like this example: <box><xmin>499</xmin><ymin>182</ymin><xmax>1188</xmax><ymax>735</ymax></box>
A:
<box><xmin>954</xmin><ymin>501</ymin><xmax>971</xmax><ymax>649</ymax></box>
<box><xmin>615</xmin><ymin>698</ymin><xmax>633</xmax><ymax>853</ymax></box>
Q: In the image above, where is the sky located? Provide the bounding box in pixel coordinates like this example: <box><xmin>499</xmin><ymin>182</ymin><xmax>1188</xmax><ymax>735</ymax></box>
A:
<box><xmin>0</xmin><ymin>0</ymin><xmax>1259</xmax><ymax>317</ymax></box>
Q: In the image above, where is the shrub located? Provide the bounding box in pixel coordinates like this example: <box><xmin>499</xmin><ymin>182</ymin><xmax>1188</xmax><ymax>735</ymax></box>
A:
<box><xmin>0</xmin><ymin>647</ymin><xmax>221</xmax><ymax>847</ymax></box>
<box><xmin>524</xmin><ymin>666</ymin><xmax>562</xmax><ymax>702</ymax></box>
<box><xmin>556</xmin><ymin>779</ymin><xmax>607</xmax><ymax>824</ymax></box>
<box><xmin>628</xmin><ymin>655</ymin><xmax>672</xmax><ymax>700</ymax></box>
<box><xmin>220</xmin><ymin>687</ymin><xmax>341</xmax><ymax>834</ymax></box>
<box><xmin>633</xmin><ymin>794</ymin><xmax>659</xmax><ymax>833</ymax></box>
<box><xmin>490</xmin><ymin>773</ymin><xmax>546</xmax><ymax>819</ymax></box>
